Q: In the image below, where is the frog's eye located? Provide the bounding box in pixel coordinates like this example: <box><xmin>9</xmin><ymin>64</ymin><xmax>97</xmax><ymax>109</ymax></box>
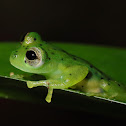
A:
<box><xmin>25</xmin><ymin>47</ymin><xmax>42</xmax><ymax>67</ymax></box>
<box><xmin>26</xmin><ymin>50</ymin><xmax>37</xmax><ymax>60</ymax></box>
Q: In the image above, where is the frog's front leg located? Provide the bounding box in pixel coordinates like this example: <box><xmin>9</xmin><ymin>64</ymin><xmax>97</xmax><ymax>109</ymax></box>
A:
<box><xmin>27</xmin><ymin>79</ymin><xmax>66</xmax><ymax>88</ymax></box>
<box><xmin>27</xmin><ymin>80</ymin><xmax>66</xmax><ymax>103</ymax></box>
<box><xmin>27</xmin><ymin>80</ymin><xmax>54</xmax><ymax>103</ymax></box>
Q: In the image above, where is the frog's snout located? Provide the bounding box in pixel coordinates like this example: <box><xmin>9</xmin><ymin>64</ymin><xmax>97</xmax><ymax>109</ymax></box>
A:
<box><xmin>10</xmin><ymin>50</ymin><xmax>19</xmax><ymax>66</ymax></box>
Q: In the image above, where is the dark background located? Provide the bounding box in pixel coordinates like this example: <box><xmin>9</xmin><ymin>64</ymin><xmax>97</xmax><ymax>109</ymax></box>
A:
<box><xmin>0</xmin><ymin>0</ymin><xmax>126</xmax><ymax>125</ymax></box>
<box><xmin>0</xmin><ymin>0</ymin><xmax>126</xmax><ymax>47</ymax></box>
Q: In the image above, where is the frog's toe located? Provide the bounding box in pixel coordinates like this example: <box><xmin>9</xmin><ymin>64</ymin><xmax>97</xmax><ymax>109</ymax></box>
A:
<box><xmin>45</xmin><ymin>88</ymin><xmax>53</xmax><ymax>103</ymax></box>
<box><xmin>45</xmin><ymin>96</ymin><xmax>51</xmax><ymax>103</ymax></box>
<box><xmin>27</xmin><ymin>81</ymin><xmax>34</xmax><ymax>88</ymax></box>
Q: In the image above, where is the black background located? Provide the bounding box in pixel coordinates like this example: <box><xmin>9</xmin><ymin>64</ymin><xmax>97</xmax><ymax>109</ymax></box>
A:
<box><xmin>0</xmin><ymin>0</ymin><xmax>126</xmax><ymax>47</ymax></box>
<box><xmin>0</xmin><ymin>0</ymin><xmax>126</xmax><ymax>125</ymax></box>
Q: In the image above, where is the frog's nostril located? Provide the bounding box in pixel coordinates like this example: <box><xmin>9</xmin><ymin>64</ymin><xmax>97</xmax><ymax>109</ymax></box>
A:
<box><xmin>11</xmin><ymin>51</ymin><xmax>18</xmax><ymax>59</ymax></box>
<box><xmin>13</xmin><ymin>54</ymin><xmax>17</xmax><ymax>58</ymax></box>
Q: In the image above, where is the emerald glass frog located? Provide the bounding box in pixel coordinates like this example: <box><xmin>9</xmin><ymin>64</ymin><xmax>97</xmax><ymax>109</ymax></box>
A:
<box><xmin>10</xmin><ymin>32</ymin><xmax>126</xmax><ymax>103</ymax></box>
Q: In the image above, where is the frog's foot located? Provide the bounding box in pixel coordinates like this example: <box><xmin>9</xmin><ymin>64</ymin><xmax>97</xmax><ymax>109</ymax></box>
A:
<box><xmin>45</xmin><ymin>88</ymin><xmax>53</xmax><ymax>103</ymax></box>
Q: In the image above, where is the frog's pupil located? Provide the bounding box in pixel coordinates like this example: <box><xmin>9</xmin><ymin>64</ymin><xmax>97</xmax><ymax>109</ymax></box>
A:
<box><xmin>26</xmin><ymin>50</ymin><xmax>37</xmax><ymax>60</ymax></box>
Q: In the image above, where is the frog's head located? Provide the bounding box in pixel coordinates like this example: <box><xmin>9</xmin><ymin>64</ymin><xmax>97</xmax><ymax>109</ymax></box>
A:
<box><xmin>10</xmin><ymin>32</ymin><xmax>47</xmax><ymax>73</ymax></box>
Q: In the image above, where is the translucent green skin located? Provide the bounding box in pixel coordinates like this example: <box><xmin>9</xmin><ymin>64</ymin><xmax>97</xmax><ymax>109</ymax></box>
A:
<box><xmin>10</xmin><ymin>32</ymin><xmax>126</xmax><ymax>103</ymax></box>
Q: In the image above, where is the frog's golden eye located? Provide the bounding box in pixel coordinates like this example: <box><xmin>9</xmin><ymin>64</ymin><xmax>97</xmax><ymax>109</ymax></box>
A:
<box><xmin>25</xmin><ymin>47</ymin><xmax>42</xmax><ymax>67</ymax></box>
